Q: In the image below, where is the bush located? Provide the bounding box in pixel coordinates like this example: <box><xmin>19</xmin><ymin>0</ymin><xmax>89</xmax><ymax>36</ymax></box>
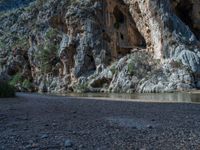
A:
<box><xmin>0</xmin><ymin>81</ymin><xmax>15</xmax><ymax>98</ymax></box>
<box><xmin>127</xmin><ymin>60</ymin><xmax>136</xmax><ymax>76</ymax></box>
<box><xmin>74</xmin><ymin>83</ymin><xmax>89</xmax><ymax>93</ymax></box>
<box><xmin>9</xmin><ymin>73</ymin><xmax>34</xmax><ymax>91</ymax></box>
<box><xmin>9</xmin><ymin>73</ymin><xmax>23</xmax><ymax>87</ymax></box>
<box><xmin>12</xmin><ymin>36</ymin><xmax>29</xmax><ymax>49</ymax></box>
<box><xmin>22</xmin><ymin>79</ymin><xmax>33</xmax><ymax>91</ymax></box>
<box><xmin>35</xmin><ymin>43</ymin><xmax>59</xmax><ymax>74</ymax></box>
<box><xmin>45</xmin><ymin>28</ymin><xmax>58</xmax><ymax>40</ymax></box>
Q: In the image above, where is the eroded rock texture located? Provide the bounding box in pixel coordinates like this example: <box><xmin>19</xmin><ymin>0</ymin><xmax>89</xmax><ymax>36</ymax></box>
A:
<box><xmin>0</xmin><ymin>0</ymin><xmax>199</xmax><ymax>93</ymax></box>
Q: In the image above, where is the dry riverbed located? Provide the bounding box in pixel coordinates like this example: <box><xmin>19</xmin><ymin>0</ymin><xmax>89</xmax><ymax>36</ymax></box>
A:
<box><xmin>1</xmin><ymin>93</ymin><xmax>200</xmax><ymax>150</ymax></box>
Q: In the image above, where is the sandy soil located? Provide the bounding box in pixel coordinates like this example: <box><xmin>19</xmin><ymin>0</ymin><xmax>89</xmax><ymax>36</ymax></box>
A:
<box><xmin>0</xmin><ymin>93</ymin><xmax>200</xmax><ymax>150</ymax></box>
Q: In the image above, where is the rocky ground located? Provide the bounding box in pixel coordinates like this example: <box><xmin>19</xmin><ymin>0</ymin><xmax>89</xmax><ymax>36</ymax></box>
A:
<box><xmin>1</xmin><ymin>93</ymin><xmax>200</xmax><ymax>150</ymax></box>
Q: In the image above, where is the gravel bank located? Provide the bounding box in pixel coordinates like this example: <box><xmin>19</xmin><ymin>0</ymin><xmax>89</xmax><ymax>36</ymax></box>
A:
<box><xmin>0</xmin><ymin>93</ymin><xmax>200</xmax><ymax>150</ymax></box>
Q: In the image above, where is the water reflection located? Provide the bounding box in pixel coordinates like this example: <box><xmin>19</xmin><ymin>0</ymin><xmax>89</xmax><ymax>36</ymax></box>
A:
<box><xmin>65</xmin><ymin>92</ymin><xmax>200</xmax><ymax>103</ymax></box>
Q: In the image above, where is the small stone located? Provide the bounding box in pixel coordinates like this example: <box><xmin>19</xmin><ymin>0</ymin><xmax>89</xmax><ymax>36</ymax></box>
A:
<box><xmin>41</xmin><ymin>134</ymin><xmax>48</xmax><ymax>139</ymax></box>
<box><xmin>64</xmin><ymin>139</ymin><xmax>73</xmax><ymax>147</ymax></box>
<box><xmin>132</xmin><ymin>126</ymin><xmax>137</xmax><ymax>129</ymax></box>
<box><xmin>79</xmin><ymin>144</ymin><xmax>84</xmax><ymax>148</ymax></box>
<box><xmin>155</xmin><ymin>136</ymin><xmax>159</xmax><ymax>140</ymax></box>
<box><xmin>25</xmin><ymin>144</ymin><xmax>32</xmax><ymax>149</ymax></box>
<box><xmin>52</xmin><ymin>123</ymin><xmax>57</xmax><ymax>127</ymax></box>
<box><xmin>31</xmin><ymin>143</ymin><xmax>39</xmax><ymax>148</ymax></box>
<box><xmin>23</xmin><ymin>127</ymin><xmax>28</xmax><ymax>131</ymax></box>
<box><xmin>72</xmin><ymin>111</ymin><xmax>77</xmax><ymax>114</ymax></box>
<box><xmin>147</xmin><ymin>125</ymin><xmax>153</xmax><ymax>129</ymax></box>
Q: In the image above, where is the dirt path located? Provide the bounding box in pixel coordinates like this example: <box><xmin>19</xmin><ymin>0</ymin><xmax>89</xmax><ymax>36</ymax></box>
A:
<box><xmin>0</xmin><ymin>93</ymin><xmax>200</xmax><ymax>150</ymax></box>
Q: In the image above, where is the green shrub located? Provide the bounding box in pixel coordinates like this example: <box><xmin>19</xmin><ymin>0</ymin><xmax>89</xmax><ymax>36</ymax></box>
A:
<box><xmin>35</xmin><ymin>43</ymin><xmax>59</xmax><ymax>74</ymax></box>
<box><xmin>75</xmin><ymin>83</ymin><xmax>89</xmax><ymax>93</ymax></box>
<box><xmin>22</xmin><ymin>79</ymin><xmax>33</xmax><ymax>90</ymax></box>
<box><xmin>12</xmin><ymin>36</ymin><xmax>29</xmax><ymax>49</ymax></box>
<box><xmin>9</xmin><ymin>73</ymin><xmax>23</xmax><ymax>87</ymax></box>
<box><xmin>9</xmin><ymin>73</ymin><xmax>34</xmax><ymax>91</ymax></box>
<box><xmin>45</xmin><ymin>28</ymin><xmax>58</xmax><ymax>40</ymax></box>
<box><xmin>36</xmin><ymin>0</ymin><xmax>47</xmax><ymax>7</ymax></box>
<box><xmin>127</xmin><ymin>60</ymin><xmax>136</xmax><ymax>76</ymax></box>
<box><xmin>0</xmin><ymin>81</ymin><xmax>15</xmax><ymax>98</ymax></box>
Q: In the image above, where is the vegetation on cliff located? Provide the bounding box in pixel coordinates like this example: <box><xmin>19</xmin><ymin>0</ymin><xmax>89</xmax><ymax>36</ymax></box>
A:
<box><xmin>0</xmin><ymin>80</ymin><xmax>15</xmax><ymax>97</ymax></box>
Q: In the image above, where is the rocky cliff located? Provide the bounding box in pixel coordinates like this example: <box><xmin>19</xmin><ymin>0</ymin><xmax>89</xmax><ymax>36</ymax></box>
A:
<box><xmin>0</xmin><ymin>0</ymin><xmax>34</xmax><ymax>11</ymax></box>
<box><xmin>0</xmin><ymin>0</ymin><xmax>199</xmax><ymax>93</ymax></box>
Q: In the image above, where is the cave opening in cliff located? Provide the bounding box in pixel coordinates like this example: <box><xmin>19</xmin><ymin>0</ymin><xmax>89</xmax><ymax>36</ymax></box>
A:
<box><xmin>104</xmin><ymin>1</ymin><xmax>147</xmax><ymax>60</ymax></box>
<box><xmin>113</xmin><ymin>7</ymin><xmax>125</xmax><ymax>24</ymax></box>
<box><xmin>173</xmin><ymin>1</ymin><xmax>200</xmax><ymax>40</ymax></box>
<box><xmin>112</xmin><ymin>6</ymin><xmax>146</xmax><ymax>57</ymax></box>
<box><xmin>85</xmin><ymin>53</ymin><xmax>96</xmax><ymax>73</ymax></box>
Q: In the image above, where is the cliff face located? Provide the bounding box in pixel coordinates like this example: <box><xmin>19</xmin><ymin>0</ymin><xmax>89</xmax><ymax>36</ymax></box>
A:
<box><xmin>0</xmin><ymin>0</ymin><xmax>199</xmax><ymax>93</ymax></box>
<box><xmin>0</xmin><ymin>0</ymin><xmax>35</xmax><ymax>11</ymax></box>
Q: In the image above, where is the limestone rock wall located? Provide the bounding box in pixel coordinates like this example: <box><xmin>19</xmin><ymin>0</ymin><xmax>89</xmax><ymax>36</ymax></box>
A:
<box><xmin>0</xmin><ymin>0</ymin><xmax>199</xmax><ymax>93</ymax></box>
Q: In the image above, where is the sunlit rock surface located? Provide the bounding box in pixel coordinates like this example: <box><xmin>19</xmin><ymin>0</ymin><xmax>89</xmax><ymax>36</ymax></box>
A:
<box><xmin>0</xmin><ymin>0</ymin><xmax>199</xmax><ymax>93</ymax></box>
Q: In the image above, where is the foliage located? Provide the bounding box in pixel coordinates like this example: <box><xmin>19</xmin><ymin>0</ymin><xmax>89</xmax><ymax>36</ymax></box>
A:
<box><xmin>12</xmin><ymin>36</ymin><xmax>29</xmax><ymax>49</ymax></box>
<box><xmin>0</xmin><ymin>41</ymin><xmax>5</xmax><ymax>49</ymax></box>
<box><xmin>0</xmin><ymin>81</ymin><xmax>15</xmax><ymax>98</ymax></box>
<box><xmin>9</xmin><ymin>73</ymin><xmax>23</xmax><ymax>86</ymax></box>
<box><xmin>69</xmin><ymin>0</ymin><xmax>81</xmax><ymax>5</ymax></box>
<box><xmin>9</xmin><ymin>73</ymin><xmax>33</xmax><ymax>91</ymax></box>
<box><xmin>45</xmin><ymin>28</ymin><xmax>59</xmax><ymax>40</ymax></box>
<box><xmin>75</xmin><ymin>83</ymin><xmax>89</xmax><ymax>93</ymax></box>
<box><xmin>110</xmin><ymin>65</ymin><xmax>117</xmax><ymax>74</ymax></box>
<box><xmin>127</xmin><ymin>60</ymin><xmax>136</xmax><ymax>76</ymax></box>
<box><xmin>35</xmin><ymin>43</ymin><xmax>59</xmax><ymax>74</ymax></box>
<box><xmin>36</xmin><ymin>0</ymin><xmax>47</xmax><ymax>7</ymax></box>
<box><xmin>22</xmin><ymin>79</ymin><xmax>33</xmax><ymax>90</ymax></box>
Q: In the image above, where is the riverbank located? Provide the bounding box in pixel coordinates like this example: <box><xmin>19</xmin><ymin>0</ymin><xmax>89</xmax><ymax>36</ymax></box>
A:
<box><xmin>1</xmin><ymin>93</ymin><xmax>200</xmax><ymax>149</ymax></box>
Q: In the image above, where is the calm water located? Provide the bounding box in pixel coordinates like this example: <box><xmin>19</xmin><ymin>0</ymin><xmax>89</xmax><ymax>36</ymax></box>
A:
<box><xmin>65</xmin><ymin>92</ymin><xmax>200</xmax><ymax>103</ymax></box>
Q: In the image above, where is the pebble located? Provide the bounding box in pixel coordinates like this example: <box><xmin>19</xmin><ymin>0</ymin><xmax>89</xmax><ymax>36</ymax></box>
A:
<box><xmin>147</xmin><ymin>125</ymin><xmax>153</xmax><ymax>129</ymax></box>
<box><xmin>64</xmin><ymin>139</ymin><xmax>73</xmax><ymax>147</ymax></box>
<box><xmin>41</xmin><ymin>134</ymin><xmax>48</xmax><ymax>139</ymax></box>
<box><xmin>52</xmin><ymin>123</ymin><xmax>57</xmax><ymax>127</ymax></box>
<box><xmin>72</xmin><ymin>111</ymin><xmax>77</xmax><ymax>114</ymax></box>
<box><xmin>132</xmin><ymin>126</ymin><xmax>137</xmax><ymax>129</ymax></box>
<box><xmin>155</xmin><ymin>136</ymin><xmax>159</xmax><ymax>140</ymax></box>
<box><xmin>79</xmin><ymin>144</ymin><xmax>85</xmax><ymax>149</ymax></box>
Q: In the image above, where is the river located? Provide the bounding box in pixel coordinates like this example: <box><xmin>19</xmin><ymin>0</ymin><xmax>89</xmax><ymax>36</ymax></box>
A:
<box><xmin>63</xmin><ymin>92</ymin><xmax>200</xmax><ymax>103</ymax></box>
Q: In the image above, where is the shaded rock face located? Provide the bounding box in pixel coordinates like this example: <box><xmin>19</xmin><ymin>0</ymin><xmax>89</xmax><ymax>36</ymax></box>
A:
<box><xmin>0</xmin><ymin>0</ymin><xmax>35</xmax><ymax>11</ymax></box>
<box><xmin>0</xmin><ymin>0</ymin><xmax>199</xmax><ymax>93</ymax></box>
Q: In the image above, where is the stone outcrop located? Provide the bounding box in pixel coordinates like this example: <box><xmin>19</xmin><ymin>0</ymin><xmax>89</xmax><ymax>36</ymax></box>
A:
<box><xmin>0</xmin><ymin>0</ymin><xmax>34</xmax><ymax>11</ymax></box>
<box><xmin>0</xmin><ymin>0</ymin><xmax>199</xmax><ymax>93</ymax></box>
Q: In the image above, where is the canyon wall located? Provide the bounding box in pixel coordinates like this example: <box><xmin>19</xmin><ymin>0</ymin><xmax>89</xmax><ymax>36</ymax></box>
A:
<box><xmin>0</xmin><ymin>0</ymin><xmax>199</xmax><ymax>93</ymax></box>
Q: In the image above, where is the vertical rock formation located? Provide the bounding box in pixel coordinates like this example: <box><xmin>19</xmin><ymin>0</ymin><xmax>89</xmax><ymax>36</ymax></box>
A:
<box><xmin>0</xmin><ymin>0</ymin><xmax>199</xmax><ymax>93</ymax></box>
